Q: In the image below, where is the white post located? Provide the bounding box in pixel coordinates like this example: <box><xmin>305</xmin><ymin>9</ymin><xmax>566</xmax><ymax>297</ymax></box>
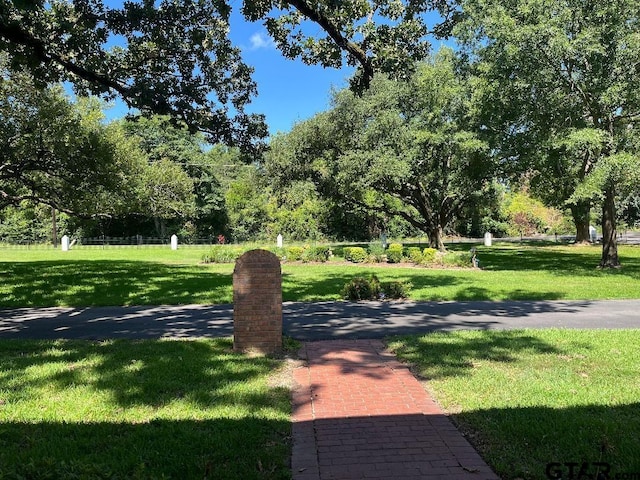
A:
<box><xmin>61</xmin><ymin>235</ymin><xmax>70</xmax><ymax>251</ymax></box>
<box><xmin>589</xmin><ymin>226</ymin><xmax>597</xmax><ymax>243</ymax></box>
<box><xmin>484</xmin><ymin>232</ymin><xmax>492</xmax><ymax>247</ymax></box>
<box><xmin>277</xmin><ymin>234</ymin><xmax>283</xmax><ymax>248</ymax></box>
<box><xmin>171</xmin><ymin>234</ymin><xmax>178</xmax><ymax>250</ymax></box>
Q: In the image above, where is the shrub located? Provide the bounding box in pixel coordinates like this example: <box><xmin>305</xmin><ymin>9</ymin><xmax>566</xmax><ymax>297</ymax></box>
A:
<box><xmin>406</xmin><ymin>247</ymin><xmax>423</xmax><ymax>264</ymax></box>
<box><xmin>286</xmin><ymin>246</ymin><xmax>305</xmax><ymax>261</ymax></box>
<box><xmin>386</xmin><ymin>243</ymin><xmax>404</xmax><ymax>263</ymax></box>
<box><xmin>202</xmin><ymin>246</ymin><xmax>245</xmax><ymax>263</ymax></box>
<box><xmin>380</xmin><ymin>281</ymin><xmax>412</xmax><ymax>299</ymax></box>
<box><xmin>344</xmin><ymin>246</ymin><xmax>367</xmax><ymax>263</ymax></box>
<box><xmin>342</xmin><ymin>275</ymin><xmax>381</xmax><ymax>300</ymax></box>
<box><xmin>441</xmin><ymin>251</ymin><xmax>472</xmax><ymax>268</ymax></box>
<box><xmin>367</xmin><ymin>243</ymin><xmax>387</xmax><ymax>263</ymax></box>
<box><xmin>422</xmin><ymin>248</ymin><xmax>438</xmax><ymax>264</ymax></box>
<box><xmin>342</xmin><ymin>275</ymin><xmax>411</xmax><ymax>300</ymax></box>
<box><xmin>302</xmin><ymin>245</ymin><xmax>332</xmax><ymax>262</ymax></box>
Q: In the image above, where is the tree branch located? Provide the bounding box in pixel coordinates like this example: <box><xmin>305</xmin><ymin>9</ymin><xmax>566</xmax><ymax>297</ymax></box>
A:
<box><xmin>285</xmin><ymin>0</ymin><xmax>374</xmax><ymax>85</ymax></box>
<box><xmin>2</xmin><ymin>20</ymin><xmax>134</xmax><ymax>108</ymax></box>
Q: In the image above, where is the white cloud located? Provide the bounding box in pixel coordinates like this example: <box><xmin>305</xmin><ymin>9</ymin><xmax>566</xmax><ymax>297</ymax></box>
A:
<box><xmin>249</xmin><ymin>32</ymin><xmax>275</xmax><ymax>50</ymax></box>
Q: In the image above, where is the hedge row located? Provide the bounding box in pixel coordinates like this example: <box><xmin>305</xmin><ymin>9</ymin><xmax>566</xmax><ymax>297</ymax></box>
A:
<box><xmin>202</xmin><ymin>245</ymin><xmax>333</xmax><ymax>264</ymax></box>
<box><xmin>202</xmin><ymin>243</ymin><xmax>477</xmax><ymax>268</ymax></box>
<box><xmin>342</xmin><ymin>244</ymin><xmax>475</xmax><ymax>268</ymax></box>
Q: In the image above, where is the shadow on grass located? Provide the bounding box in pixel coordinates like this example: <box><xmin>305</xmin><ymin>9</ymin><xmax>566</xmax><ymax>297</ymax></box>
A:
<box><xmin>0</xmin><ymin>418</ymin><xmax>290</xmax><ymax>479</ymax></box>
<box><xmin>387</xmin><ymin>329</ymin><xmax>565</xmax><ymax>380</ymax></box>
<box><xmin>0</xmin><ymin>260</ymin><xmax>232</xmax><ymax>307</ymax></box>
<box><xmin>281</xmin><ymin>270</ymin><xmax>463</xmax><ymax>302</ymax></box>
<box><xmin>0</xmin><ymin>339</ymin><xmax>290</xmax><ymax>479</ymax></box>
<box><xmin>476</xmin><ymin>245</ymin><xmax>640</xmax><ymax>277</ymax></box>
<box><xmin>456</xmin><ymin>403</ymin><xmax>640</xmax><ymax>479</ymax></box>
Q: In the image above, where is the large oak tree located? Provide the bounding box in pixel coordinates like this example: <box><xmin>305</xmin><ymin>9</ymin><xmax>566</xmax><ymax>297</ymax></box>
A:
<box><xmin>456</xmin><ymin>0</ymin><xmax>640</xmax><ymax>267</ymax></box>
<box><xmin>266</xmin><ymin>50</ymin><xmax>493</xmax><ymax>249</ymax></box>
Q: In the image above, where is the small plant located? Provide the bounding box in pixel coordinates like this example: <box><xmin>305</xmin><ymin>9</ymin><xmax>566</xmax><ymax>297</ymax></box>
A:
<box><xmin>441</xmin><ymin>251</ymin><xmax>472</xmax><ymax>268</ymax></box>
<box><xmin>286</xmin><ymin>246</ymin><xmax>305</xmax><ymax>261</ymax></box>
<box><xmin>406</xmin><ymin>247</ymin><xmax>423</xmax><ymax>264</ymax></box>
<box><xmin>422</xmin><ymin>248</ymin><xmax>438</xmax><ymax>264</ymax></box>
<box><xmin>344</xmin><ymin>246</ymin><xmax>367</xmax><ymax>263</ymax></box>
<box><xmin>342</xmin><ymin>275</ymin><xmax>411</xmax><ymax>300</ymax></box>
<box><xmin>202</xmin><ymin>246</ymin><xmax>245</xmax><ymax>263</ymax></box>
<box><xmin>380</xmin><ymin>281</ymin><xmax>412</xmax><ymax>299</ymax></box>
<box><xmin>302</xmin><ymin>245</ymin><xmax>332</xmax><ymax>262</ymax></box>
<box><xmin>367</xmin><ymin>243</ymin><xmax>387</xmax><ymax>263</ymax></box>
<box><xmin>386</xmin><ymin>243</ymin><xmax>404</xmax><ymax>263</ymax></box>
<box><xmin>342</xmin><ymin>275</ymin><xmax>380</xmax><ymax>300</ymax></box>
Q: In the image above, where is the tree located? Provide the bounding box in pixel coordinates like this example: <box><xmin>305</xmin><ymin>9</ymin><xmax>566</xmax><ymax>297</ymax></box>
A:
<box><xmin>456</xmin><ymin>0</ymin><xmax>640</xmax><ymax>266</ymax></box>
<box><xmin>266</xmin><ymin>50</ymin><xmax>493</xmax><ymax>249</ymax></box>
<box><xmin>121</xmin><ymin>116</ymin><xmax>228</xmax><ymax>238</ymax></box>
<box><xmin>0</xmin><ymin>59</ymin><xmax>129</xmax><ymax>216</ymax></box>
<box><xmin>224</xmin><ymin>168</ymin><xmax>270</xmax><ymax>242</ymax></box>
<box><xmin>136</xmin><ymin>158</ymin><xmax>195</xmax><ymax>238</ymax></box>
<box><xmin>0</xmin><ymin>0</ymin><xmax>457</xmax><ymax>148</ymax></box>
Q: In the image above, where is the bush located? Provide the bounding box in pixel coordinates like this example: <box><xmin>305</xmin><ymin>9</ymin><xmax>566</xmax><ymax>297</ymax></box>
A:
<box><xmin>441</xmin><ymin>251</ymin><xmax>472</xmax><ymax>268</ymax></box>
<box><xmin>380</xmin><ymin>281</ymin><xmax>412</xmax><ymax>299</ymax></box>
<box><xmin>342</xmin><ymin>275</ymin><xmax>381</xmax><ymax>300</ymax></box>
<box><xmin>344</xmin><ymin>246</ymin><xmax>367</xmax><ymax>263</ymax></box>
<box><xmin>202</xmin><ymin>246</ymin><xmax>246</xmax><ymax>263</ymax></box>
<box><xmin>286</xmin><ymin>246</ymin><xmax>305</xmax><ymax>261</ymax></box>
<box><xmin>386</xmin><ymin>243</ymin><xmax>404</xmax><ymax>263</ymax></box>
<box><xmin>302</xmin><ymin>245</ymin><xmax>332</xmax><ymax>262</ymax></box>
<box><xmin>342</xmin><ymin>275</ymin><xmax>411</xmax><ymax>300</ymax></box>
<box><xmin>406</xmin><ymin>247</ymin><xmax>423</xmax><ymax>264</ymax></box>
<box><xmin>367</xmin><ymin>243</ymin><xmax>387</xmax><ymax>263</ymax></box>
<box><xmin>422</xmin><ymin>248</ymin><xmax>438</xmax><ymax>264</ymax></box>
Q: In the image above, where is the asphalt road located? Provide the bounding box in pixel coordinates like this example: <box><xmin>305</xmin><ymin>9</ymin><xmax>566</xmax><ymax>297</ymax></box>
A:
<box><xmin>1</xmin><ymin>300</ymin><xmax>639</xmax><ymax>341</ymax></box>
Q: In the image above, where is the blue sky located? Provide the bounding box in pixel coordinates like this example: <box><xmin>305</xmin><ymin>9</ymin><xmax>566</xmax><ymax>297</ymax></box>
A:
<box><xmin>228</xmin><ymin>16</ymin><xmax>355</xmax><ymax>135</ymax></box>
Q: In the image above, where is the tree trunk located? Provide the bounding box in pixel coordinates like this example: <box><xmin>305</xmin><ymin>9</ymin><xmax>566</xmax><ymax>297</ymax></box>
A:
<box><xmin>428</xmin><ymin>226</ymin><xmax>446</xmax><ymax>251</ymax></box>
<box><xmin>570</xmin><ymin>202</ymin><xmax>591</xmax><ymax>243</ymax></box>
<box><xmin>51</xmin><ymin>207</ymin><xmax>58</xmax><ymax>247</ymax></box>
<box><xmin>600</xmin><ymin>187</ymin><xmax>620</xmax><ymax>268</ymax></box>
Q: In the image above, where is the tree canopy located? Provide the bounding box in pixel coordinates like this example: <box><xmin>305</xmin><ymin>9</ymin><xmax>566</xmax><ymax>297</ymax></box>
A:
<box><xmin>456</xmin><ymin>0</ymin><xmax>640</xmax><ymax>266</ymax></box>
<box><xmin>266</xmin><ymin>50</ymin><xmax>494</xmax><ymax>249</ymax></box>
<box><xmin>0</xmin><ymin>0</ymin><xmax>456</xmax><ymax>149</ymax></box>
<box><xmin>0</xmin><ymin>57</ymin><xmax>127</xmax><ymax>215</ymax></box>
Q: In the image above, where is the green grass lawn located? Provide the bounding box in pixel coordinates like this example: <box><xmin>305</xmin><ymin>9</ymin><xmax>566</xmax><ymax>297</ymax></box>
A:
<box><xmin>1</xmin><ymin>242</ymin><xmax>639</xmax><ymax>307</ymax></box>
<box><xmin>2</xmin><ymin>243</ymin><xmax>640</xmax><ymax>479</ymax></box>
<box><xmin>388</xmin><ymin>329</ymin><xmax>640</xmax><ymax>480</ymax></box>
<box><xmin>0</xmin><ymin>338</ymin><xmax>291</xmax><ymax>479</ymax></box>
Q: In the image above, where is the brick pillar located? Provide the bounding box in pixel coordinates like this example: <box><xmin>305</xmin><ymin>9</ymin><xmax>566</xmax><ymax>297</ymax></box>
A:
<box><xmin>233</xmin><ymin>249</ymin><xmax>282</xmax><ymax>354</ymax></box>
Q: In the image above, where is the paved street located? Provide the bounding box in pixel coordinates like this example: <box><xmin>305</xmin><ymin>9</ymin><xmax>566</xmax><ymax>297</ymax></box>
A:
<box><xmin>1</xmin><ymin>299</ymin><xmax>639</xmax><ymax>340</ymax></box>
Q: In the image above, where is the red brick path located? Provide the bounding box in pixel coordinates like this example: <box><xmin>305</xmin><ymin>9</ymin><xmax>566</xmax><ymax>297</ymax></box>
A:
<box><xmin>291</xmin><ymin>340</ymin><xmax>500</xmax><ymax>480</ymax></box>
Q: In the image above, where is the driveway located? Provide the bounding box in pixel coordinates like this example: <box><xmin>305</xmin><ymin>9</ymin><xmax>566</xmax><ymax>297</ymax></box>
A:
<box><xmin>1</xmin><ymin>300</ymin><xmax>639</xmax><ymax>340</ymax></box>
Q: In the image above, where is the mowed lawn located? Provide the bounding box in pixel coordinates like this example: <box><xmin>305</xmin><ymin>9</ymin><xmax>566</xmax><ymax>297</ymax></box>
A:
<box><xmin>1</xmin><ymin>243</ymin><xmax>640</xmax><ymax>479</ymax></box>
<box><xmin>389</xmin><ymin>329</ymin><xmax>640</xmax><ymax>480</ymax></box>
<box><xmin>0</xmin><ymin>338</ymin><xmax>292</xmax><ymax>479</ymax></box>
<box><xmin>1</xmin><ymin>242</ymin><xmax>639</xmax><ymax>307</ymax></box>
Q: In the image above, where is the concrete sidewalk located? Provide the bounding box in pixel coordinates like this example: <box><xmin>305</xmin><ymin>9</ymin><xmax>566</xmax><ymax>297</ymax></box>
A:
<box><xmin>291</xmin><ymin>340</ymin><xmax>500</xmax><ymax>480</ymax></box>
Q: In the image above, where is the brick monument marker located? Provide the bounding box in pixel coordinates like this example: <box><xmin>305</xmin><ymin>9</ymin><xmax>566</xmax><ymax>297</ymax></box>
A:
<box><xmin>233</xmin><ymin>249</ymin><xmax>283</xmax><ymax>354</ymax></box>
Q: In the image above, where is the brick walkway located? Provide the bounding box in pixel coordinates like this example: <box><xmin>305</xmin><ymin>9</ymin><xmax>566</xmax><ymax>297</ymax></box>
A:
<box><xmin>291</xmin><ymin>339</ymin><xmax>500</xmax><ymax>480</ymax></box>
